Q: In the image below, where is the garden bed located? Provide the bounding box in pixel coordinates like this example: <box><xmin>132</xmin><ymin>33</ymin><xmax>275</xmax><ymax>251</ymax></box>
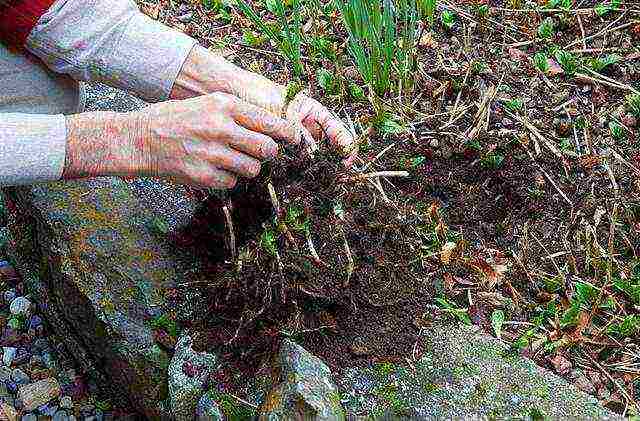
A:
<box><xmin>140</xmin><ymin>0</ymin><xmax>640</xmax><ymax>414</ymax></box>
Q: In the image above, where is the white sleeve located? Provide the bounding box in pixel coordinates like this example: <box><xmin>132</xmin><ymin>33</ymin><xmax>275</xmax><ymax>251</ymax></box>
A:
<box><xmin>0</xmin><ymin>113</ymin><xmax>67</xmax><ymax>186</ymax></box>
<box><xmin>25</xmin><ymin>0</ymin><xmax>197</xmax><ymax>102</ymax></box>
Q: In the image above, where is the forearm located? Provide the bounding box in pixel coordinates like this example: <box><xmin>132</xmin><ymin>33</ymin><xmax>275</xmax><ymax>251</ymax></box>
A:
<box><xmin>62</xmin><ymin>111</ymin><xmax>150</xmax><ymax>180</ymax></box>
<box><xmin>171</xmin><ymin>45</ymin><xmax>287</xmax><ymax>115</ymax></box>
<box><xmin>19</xmin><ymin>0</ymin><xmax>196</xmax><ymax>102</ymax></box>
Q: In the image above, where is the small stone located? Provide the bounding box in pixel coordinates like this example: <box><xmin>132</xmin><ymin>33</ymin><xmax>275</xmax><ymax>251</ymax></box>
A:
<box><xmin>41</xmin><ymin>353</ymin><xmax>55</xmax><ymax>370</ymax></box>
<box><xmin>0</xmin><ymin>366</ymin><xmax>12</xmax><ymax>383</ymax></box>
<box><xmin>52</xmin><ymin>411</ymin><xmax>70</xmax><ymax>421</ymax></box>
<box><xmin>349</xmin><ymin>337</ymin><xmax>370</xmax><ymax>356</ymax></box>
<box><xmin>3</xmin><ymin>291</ymin><xmax>15</xmax><ymax>306</ymax></box>
<box><xmin>9</xmin><ymin>298</ymin><xmax>30</xmax><ymax>317</ymax></box>
<box><xmin>36</xmin><ymin>402</ymin><xmax>57</xmax><ymax>416</ymax></box>
<box><xmin>2</xmin><ymin>348</ymin><xmax>16</xmax><ymax>366</ymax></box>
<box><xmin>429</xmin><ymin>138</ymin><xmax>439</xmax><ymax>148</ymax></box>
<box><xmin>10</xmin><ymin>370</ymin><xmax>28</xmax><ymax>386</ymax></box>
<box><xmin>622</xmin><ymin>113</ymin><xmax>637</xmax><ymax>128</ymax></box>
<box><xmin>17</xmin><ymin>379</ymin><xmax>61</xmax><ymax>412</ymax></box>
<box><xmin>5</xmin><ymin>381</ymin><xmax>17</xmax><ymax>395</ymax></box>
<box><xmin>19</xmin><ymin>414</ymin><xmax>36</xmax><ymax>421</ymax></box>
<box><xmin>58</xmin><ymin>397</ymin><xmax>72</xmax><ymax>410</ymax></box>
<box><xmin>0</xmin><ymin>402</ymin><xmax>17</xmax><ymax>421</ymax></box>
<box><xmin>26</xmin><ymin>317</ymin><xmax>41</xmax><ymax>332</ymax></box>
<box><xmin>176</xmin><ymin>12</ymin><xmax>193</xmax><ymax>23</ymax></box>
<box><xmin>28</xmin><ymin>356</ymin><xmax>42</xmax><ymax>368</ymax></box>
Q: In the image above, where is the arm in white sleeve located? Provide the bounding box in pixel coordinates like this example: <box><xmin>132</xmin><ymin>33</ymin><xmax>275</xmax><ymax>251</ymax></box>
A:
<box><xmin>25</xmin><ymin>0</ymin><xmax>197</xmax><ymax>102</ymax></box>
<box><xmin>0</xmin><ymin>114</ymin><xmax>67</xmax><ymax>186</ymax></box>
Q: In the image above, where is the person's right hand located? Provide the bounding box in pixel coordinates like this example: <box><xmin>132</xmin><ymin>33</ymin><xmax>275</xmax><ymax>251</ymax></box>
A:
<box><xmin>63</xmin><ymin>92</ymin><xmax>312</xmax><ymax>188</ymax></box>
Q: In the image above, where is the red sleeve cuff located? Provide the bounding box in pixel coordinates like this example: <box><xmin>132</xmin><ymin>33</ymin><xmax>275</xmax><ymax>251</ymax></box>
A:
<box><xmin>0</xmin><ymin>0</ymin><xmax>57</xmax><ymax>47</ymax></box>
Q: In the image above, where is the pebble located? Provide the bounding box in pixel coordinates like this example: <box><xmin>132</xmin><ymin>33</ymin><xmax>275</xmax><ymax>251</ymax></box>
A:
<box><xmin>0</xmin><ymin>402</ymin><xmax>17</xmax><ymax>421</ymax></box>
<box><xmin>0</xmin><ymin>366</ymin><xmax>12</xmax><ymax>382</ymax></box>
<box><xmin>9</xmin><ymin>298</ymin><xmax>30</xmax><ymax>317</ymax></box>
<box><xmin>176</xmin><ymin>12</ymin><xmax>193</xmax><ymax>23</ymax></box>
<box><xmin>37</xmin><ymin>402</ymin><xmax>57</xmax><ymax>416</ymax></box>
<box><xmin>27</xmin><ymin>316</ymin><xmax>41</xmax><ymax>331</ymax></box>
<box><xmin>10</xmin><ymin>369</ymin><xmax>28</xmax><ymax>386</ymax></box>
<box><xmin>52</xmin><ymin>411</ymin><xmax>70</xmax><ymax>421</ymax></box>
<box><xmin>58</xmin><ymin>396</ymin><xmax>72</xmax><ymax>410</ymax></box>
<box><xmin>2</xmin><ymin>348</ymin><xmax>16</xmax><ymax>366</ymax></box>
<box><xmin>3</xmin><ymin>291</ymin><xmax>15</xmax><ymax>306</ymax></box>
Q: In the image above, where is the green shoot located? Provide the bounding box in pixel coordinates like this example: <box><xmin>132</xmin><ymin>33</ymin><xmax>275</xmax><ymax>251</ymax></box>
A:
<box><xmin>594</xmin><ymin>0</ymin><xmax>620</xmax><ymax>16</ymax></box>
<box><xmin>546</xmin><ymin>0</ymin><xmax>572</xmax><ymax>10</ymax></box>
<box><xmin>625</xmin><ymin>93</ymin><xmax>640</xmax><ymax>118</ymax></box>
<box><xmin>316</xmin><ymin>68</ymin><xmax>340</xmax><ymax>95</ymax></box>
<box><xmin>607</xmin><ymin>315</ymin><xmax>640</xmax><ymax>338</ymax></box>
<box><xmin>480</xmin><ymin>153</ymin><xmax>505</xmax><ymax>169</ymax></box>
<box><xmin>533</xmin><ymin>52</ymin><xmax>550</xmax><ymax>73</ymax></box>
<box><xmin>537</xmin><ymin>17</ymin><xmax>555</xmax><ymax>39</ymax></box>
<box><xmin>236</xmin><ymin>0</ymin><xmax>304</xmax><ymax>76</ymax></box>
<box><xmin>586</xmin><ymin>54</ymin><xmax>620</xmax><ymax>72</ymax></box>
<box><xmin>259</xmin><ymin>228</ymin><xmax>278</xmax><ymax>256</ymax></box>
<box><xmin>554</xmin><ymin>50</ymin><xmax>577</xmax><ymax>75</ymax></box>
<box><xmin>504</xmin><ymin>98</ymin><xmax>524</xmax><ymax>113</ymax></box>
<box><xmin>420</xmin><ymin>0</ymin><xmax>437</xmax><ymax>27</ymax></box>
<box><xmin>441</xmin><ymin>9</ymin><xmax>456</xmax><ymax>29</ymax></box>
<box><xmin>609</xmin><ymin>121</ymin><xmax>625</xmax><ymax>140</ymax></box>
<box><xmin>435</xmin><ymin>297</ymin><xmax>472</xmax><ymax>325</ymax></box>
<box><xmin>475</xmin><ymin>4</ymin><xmax>489</xmax><ymax>18</ymax></box>
<box><xmin>348</xmin><ymin>82</ymin><xmax>366</xmax><ymax>100</ymax></box>
<box><xmin>335</xmin><ymin>0</ymin><xmax>396</xmax><ymax>103</ymax></box>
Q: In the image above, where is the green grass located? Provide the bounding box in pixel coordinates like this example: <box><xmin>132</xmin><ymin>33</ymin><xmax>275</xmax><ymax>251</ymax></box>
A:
<box><xmin>236</xmin><ymin>0</ymin><xmax>304</xmax><ymax>76</ymax></box>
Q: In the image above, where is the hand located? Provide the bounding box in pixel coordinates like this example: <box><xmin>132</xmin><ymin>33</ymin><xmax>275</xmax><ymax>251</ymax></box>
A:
<box><xmin>171</xmin><ymin>45</ymin><xmax>357</xmax><ymax>162</ymax></box>
<box><xmin>285</xmin><ymin>92</ymin><xmax>357</xmax><ymax>163</ymax></box>
<box><xmin>63</xmin><ymin>92</ymin><xmax>307</xmax><ymax>188</ymax></box>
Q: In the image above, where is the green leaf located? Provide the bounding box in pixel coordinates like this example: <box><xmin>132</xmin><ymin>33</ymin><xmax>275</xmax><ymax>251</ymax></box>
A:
<box><xmin>316</xmin><ymin>68</ymin><xmax>338</xmax><ymax>94</ymax></box>
<box><xmin>607</xmin><ymin>315</ymin><xmax>640</xmax><ymax>337</ymax></box>
<box><xmin>376</xmin><ymin>114</ymin><xmax>406</xmax><ymax>135</ymax></box>
<box><xmin>491</xmin><ymin>309</ymin><xmax>505</xmax><ymax>338</ymax></box>
<box><xmin>441</xmin><ymin>10</ymin><xmax>456</xmax><ymax>29</ymax></box>
<box><xmin>537</xmin><ymin>17</ymin><xmax>555</xmax><ymax>39</ymax></box>
<box><xmin>560</xmin><ymin>300</ymin><xmax>580</xmax><ymax>328</ymax></box>
<box><xmin>435</xmin><ymin>297</ymin><xmax>472</xmax><ymax>325</ymax></box>
<box><xmin>574</xmin><ymin>281</ymin><xmax>598</xmax><ymax>305</ymax></box>
<box><xmin>348</xmin><ymin>83</ymin><xmax>366</xmax><ymax>100</ymax></box>
<box><xmin>242</xmin><ymin>29</ymin><xmax>267</xmax><ymax>47</ymax></box>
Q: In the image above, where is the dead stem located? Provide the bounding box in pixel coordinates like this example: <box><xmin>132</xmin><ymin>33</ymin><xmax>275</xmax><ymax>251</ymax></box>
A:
<box><xmin>222</xmin><ymin>201</ymin><xmax>236</xmax><ymax>262</ymax></box>
<box><xmin>339</xmin><ymin>227</ymin><xmax>354</xmax><ymax>287</ymax></box>
<box><xmin>342</xmin><ymin>171</ymin><xmax>410</xmax><ymax>182</ymax></box>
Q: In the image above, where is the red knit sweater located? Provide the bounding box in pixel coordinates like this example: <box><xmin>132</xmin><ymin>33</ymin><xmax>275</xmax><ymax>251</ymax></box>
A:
<box><xmin>0</xmin><ymin>0</ymin><xmax>57</xmax><ymax>47</ymax></box>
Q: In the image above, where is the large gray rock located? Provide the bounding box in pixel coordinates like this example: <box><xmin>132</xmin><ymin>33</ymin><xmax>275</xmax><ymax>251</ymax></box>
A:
<box><xmin>2</xmin><ymin>84</ymin><xmax>621</xmax><ymax>419</ymax></box>
<box><xmin>258</xmin><ymin>339</ymin><xmax>345</xmax><ymax>420</ymax></box>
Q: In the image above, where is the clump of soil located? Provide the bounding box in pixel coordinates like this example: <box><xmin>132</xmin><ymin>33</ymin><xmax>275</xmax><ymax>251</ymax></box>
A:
<box><xmin>173</xmin><ymin>144</ymin><xmax>445</xmax><ymax>372</ymax></box>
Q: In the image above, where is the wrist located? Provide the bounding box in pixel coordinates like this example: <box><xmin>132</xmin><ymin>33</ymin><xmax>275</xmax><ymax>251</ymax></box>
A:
<box><xmin>63</xmin><ymin>111</ymin><xmax>152</xmax><ymax>180</ymax></box>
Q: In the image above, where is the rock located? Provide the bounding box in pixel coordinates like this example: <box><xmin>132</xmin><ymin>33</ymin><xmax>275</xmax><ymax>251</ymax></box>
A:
<box><xmin>27</xmin><ymin>316</ymin><xmax>41</xmax><ymax>331</ymax></box>
<box><xmin>58</xmin><ymin>397</ymin><xmax>72</xmax><ymax>410</ymax></box>
<box><xmin>195</xmin><ymin>393</ymin><xmax>224</xmax><ymax>421</ymax></box>
<box><xmin>3</xmin><ymin>291</ymin><xmax>15</xmax><ymax>306</ymax></box>
<box><xmin>0</xmin><ymin>402</ymin><xmax>17</xmax><ymax>421</ymax></box>
<box><xmin>52</xmin><ymin>411</ymin><xmax>70</xmax><ymax>421</ymax></box>
<box><xmin>17</xmin><ymin>379</ymin><xmax>61</xmax><ymax>412</ymax></box>
<box><xmin>257</xmin><ymin>339</ymin><xmax>345</xmax><ymax>420</ymax></box>
<box><xmin>349</xmin><ymin>337</ymin><xmax>370</xmax><ymax>357</ymax></box>
<box><xmin>2</xmin><ymin>348</ymin><xmax>16</xmax><ymax>366</ymax></box>
<box><xmin>10</xmin><ymin>369</ymin><xmax>29</xmax><ymax>385</ymax></box>
<box><xmin>168</xmin><ymin>335</ymin><xmax>217</xmax><ymax>421</ymax></box>
<box><xmin>0</xmin><ymin>329</ymin><xmax>20</xmax><ymax>348</ymax></box>
<box><xmin>9</xmin><ymin>298</ymin><xmax>30</xmax><ymax>317</ymax></box>
<box><xmin>0</xmin><ymin>366</ymin><xmax>11</xmax><ymax>383</ymax></box>
<box><xmin>36</xmin><ymin>402</ymin><xmax>57</xmax><ymax>417</ymax></box>
<box><xmin>176</xmin><ymin>12</ymin><xmax>193</xmax><ymax>23</ymax></box>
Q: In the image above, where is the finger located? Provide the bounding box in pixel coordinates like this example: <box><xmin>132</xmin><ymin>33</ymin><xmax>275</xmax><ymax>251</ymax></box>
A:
<box><xmin>231</xmin><ymin>101</ymin><xmax>301</xmax><ymax>146</ymax></box>
<box><xmin>227</xmin><ymin>125</ymin><xmax>278</xmax><ymax>160</ymax></box>
<box><xmin>184</xmin><ymin>140</ymin><xmax>261</xmax><ymax>178</ymax></box>
<box><xmin>310</xmin><ymin>105</ymin><xmax>355</xmax><ymax>153</ymax></box>
<box><xmin>169</xmin><ymin>163</ymin><xmax>238</xmax><ymax>189</ymax></box>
